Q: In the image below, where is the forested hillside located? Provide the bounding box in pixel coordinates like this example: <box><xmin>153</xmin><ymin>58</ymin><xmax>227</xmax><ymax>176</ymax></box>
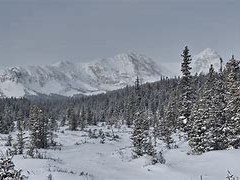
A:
<box><xmin>0</xmin><ymin>47</ymin><xmax>240</xmax><ymax>179</ymax></box>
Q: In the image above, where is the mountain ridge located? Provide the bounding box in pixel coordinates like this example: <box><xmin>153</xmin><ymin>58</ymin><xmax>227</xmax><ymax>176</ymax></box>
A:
<box><xmin>0</xmin><ymin>52</ymin><xmax>167</xmax><ymax>98</ymax></box>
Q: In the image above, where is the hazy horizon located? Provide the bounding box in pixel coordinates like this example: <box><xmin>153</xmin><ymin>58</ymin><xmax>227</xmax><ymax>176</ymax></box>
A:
<box><xmin>0</xmin><ymin>0</ymin><xmax>239</xmax><ymax>68</ymax></box>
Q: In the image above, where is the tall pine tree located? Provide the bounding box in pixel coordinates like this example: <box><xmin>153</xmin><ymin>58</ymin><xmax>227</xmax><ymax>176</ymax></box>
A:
<box><xmin>179</xmin><ymin>46</ymin><xmax>193</xmax><ymax>134</ymax></box>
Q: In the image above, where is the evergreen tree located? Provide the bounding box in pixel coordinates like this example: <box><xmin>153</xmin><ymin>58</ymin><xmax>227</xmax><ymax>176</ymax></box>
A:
<box><xmin>159</xmin><ymin>117</ymin><xmax>174</xmax><ymax>149</ymax></box>
<box><xmin>189</xmin><ymin>64</ymin><xmax>228</xmax><ymax>153</ymax></box>
<box><xmin>68</xmin><ymin>107</ymin><xmax>78</xmax><ymax>131</ymax></box>
<box><xmin>152</xmin><ymin>111</ymin><xmax>159</xmax><ymax>147</ymax></box>
<box><xmin>86</xmin><ymin>107</ymin><xmax>94</xmax><ymax>125</ymax></box>
<box><xmin>179</xmin><ymin>46</ymin><xmax>193</xmax><ymax>133</ymax></box>
<box><xmin>203</xmin><ymin>60</ymin><xmax>228</xmax><ymax>150</ymax></box>
<box><xmin>30</xmin><ymin>106</ymin><xmax>41</xmax><ymax>149</ymax></box>
<box><xmin>132</xmin><ymin>77</ymin><xmax>146</xmax><ymax>157</ymax></box>
<box><xmin>152</xmin><ymin>105</ymin><xmax>164</xmax><ymax>146</ymax></box>
<box><xmin>16</xmin><ymin>122</ymin><xmax>25</xmax><ymax>155</ymax></box>
<box><xmin>131</xmin><ymin>77</ymin><xmax>156</xmax><ymax>161</ymax></box>
<box><xmin>209</xmin><ymin>64</ymin><xmax>228</xmax><ymax>150</ymax></box>
<box><xmin>48</xmin><ymin>116</ymin><xmax>57</xmax><ymax>146</ymax></box>
<box><xmin>99</xmin><ymin>129</ymin><xmax>106</xmax><ymax>144</ymax></box>
<box><xmin>224</xmin><ymin>56</ymin><xmax>240</xmax><ymax>148</ymax></box>
<box><xmin>165</xmin><ymin>89</ymin><xmax>179</xmax><ymax>132</ymax></box>
<box><xmin>16</xmin><ymin>110</ymin><xmax>24</xmax><ymax>131</ymax></box>
<box><xmin>80</xmin><ymin>107</ymin><xmax>87</xmax><ymax>131</ymax></box>
<box><xmin>5</xmin><ymin>135</ymin><xmax>12</xmax><ymax>147</ymax></box>
<box><xmin>0</xmin><ymin>156</ymin><xmax>23</xmax><ymax>180</ymax></box>
<box><xmin>189</xmin><ymin>98</ymin><xmax>211</xmax><ymax>154</ymax></box>
<box><xmin>131</xmin><ymin>111</ymin><xmax>149</xmax><ymax>157</ymax></box>
<box><xmin>29</xmin><ymin>105</ymin><xmax>49</xmax><ymax>149</ymax></box>
<box><xmin>0</xmin><ymin>107</ymin><xmax>15</xmax><ymax>134</ymax></box>
<box><xmin>125</xmin><ymin>94</ymin><xmax>136</xmax><ymax>127</ymax></box>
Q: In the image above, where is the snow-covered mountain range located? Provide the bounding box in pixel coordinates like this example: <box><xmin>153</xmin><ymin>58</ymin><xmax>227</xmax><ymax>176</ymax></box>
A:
<box><xmin>192</xmin><ymin>48</ymin><xmax>222</xmax><ymax>74</ymax></box>
<box><xmin>0</xmin><ymin>52</ymin><xmax>168</xmax><ymax>98</ymax></box>
<box><xmin>0</xmin><ymin>49</ymin><xmax>223</xmax><ymax>98</ymax></box>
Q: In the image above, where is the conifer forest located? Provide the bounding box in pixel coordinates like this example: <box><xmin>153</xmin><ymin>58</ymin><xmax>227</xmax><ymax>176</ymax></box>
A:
<box><xmin>0</xmin><ymin>46</ymin><xmax>240</xmax><ymax>179</ymax></box>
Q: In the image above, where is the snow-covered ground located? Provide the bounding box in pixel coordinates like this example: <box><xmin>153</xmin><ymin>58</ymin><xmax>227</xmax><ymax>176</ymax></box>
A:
<box><xmin>1</xmin><ymin>126</ymin><xmax>239</xmax><ymax>180</ymax></box>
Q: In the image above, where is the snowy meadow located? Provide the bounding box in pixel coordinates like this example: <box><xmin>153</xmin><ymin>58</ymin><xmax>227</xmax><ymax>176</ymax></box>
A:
<box><xmin>0</xmin><ymin>124</ymin><xmax>238</xmax><ymax>180</ymax></box>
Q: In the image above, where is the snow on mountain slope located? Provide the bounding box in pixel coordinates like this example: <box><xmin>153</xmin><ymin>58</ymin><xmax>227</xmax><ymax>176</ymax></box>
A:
<box><xmin>192</xmin><ymin>48</ymin><xmax>222</xmax><ymax>74</ymax></box>
<box><xmin>0</xmin><ymin>52</ymin><xmax>166</xmax><ymax>98</ymax></box>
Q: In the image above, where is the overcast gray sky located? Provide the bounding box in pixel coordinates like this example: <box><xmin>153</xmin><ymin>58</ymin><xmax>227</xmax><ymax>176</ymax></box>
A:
<box><xmin>0</xmin><ymin>0</ymin><xmax>239</xmax><ymax>68</ymax></box>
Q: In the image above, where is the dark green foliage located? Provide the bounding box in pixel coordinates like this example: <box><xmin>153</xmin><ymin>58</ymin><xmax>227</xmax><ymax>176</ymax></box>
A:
<box><xmin>179</xmin><ymin>46</ymin><xmax>194</xmax><ymax>133</ymax></box>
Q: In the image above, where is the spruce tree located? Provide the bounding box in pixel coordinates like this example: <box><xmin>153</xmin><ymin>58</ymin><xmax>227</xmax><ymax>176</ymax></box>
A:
<box><xmin>131</xmin><ymin>77</ymin><xmax>156</xmax><ymax>160</ymax></box>
<box><xmin>80</xmin><ymin>107</ymin><xmax>86</xmax><ymax>131</ymax></box>
<box><xmin>131</xmin><ymin>111</ymin><xmax>149</xmax><ymax>157</ymax></box>
<box><xmin>16</xmin><ymin>110</ymin><xmax>24</xmax><ymax>131</ymax></box>
<box><xmin>0</xmin><ymin>155</ymin><xmax>23</xmax><ymax>179</ymax></box>
<box><xmin>189</xmin><ymin>64</ymin><xmax>228</xmax><ymax>153</ymax></box>
<box><xmin>179</xmin><ymin>46</ymin><xmax>193</xmax><ymax>133</ymax></box>
<box><xmin>189</xmin><ymin>98</ymin><xmax>211</xmax><ymax>154</ymax></box>
<box><xmin>48</xmin><ymin>117</ymin><xmax>57</xmax><ymax>146</ymax></box>
<box><xmin>16</xmin><ymin>122</ymin><xmax>25</xmax><ymax>155</ymax></box>
<box><xmin>125</xmin><ymin>91</ymin><xmax>136</xmax><ymax>127</ymax></box>
<box><xmin>5</xmin><ymin>135</ymin><xmax>12</xmax><ymax>147</ymax></box>
<box><xmin>224</xmin><ymin>56</ymin><xmax>240</xmax><ymax>148</ymax></box>
<box><xmin>29</xmin><ymin>105</ymin><xmax>49</xmax><ymax>149</ymax></box>
<box><xmin>208</xmin><ymin>61</ymin><xmax>228</xmax><ymax>150</ymax></box>
<box><xmin>132</xmin><ymin>77</ymin><xmax>145</xmax><ymax>157</ymax></box>
<box><xmin>68</xmin><ymin>107</ymin><xmax>78</xmax><ymax>131</ymax></box>
<box><xmin>165</xmin><ymin>89</ymin><xmax>179</xmax><ymax>132</ymax></box>
<box><xmin>86</xmin><ymin>107</ymin><xmax>94</xmax><ymax>125</ymax></box>
<box><xmin>0</xmin><ymin>107</ymin><xmax>15</xmax><ymax>134</ymax></box>
<box><xmin>159</xmin><ymin>117</ymin><xmax>174</xmax><ymax>149</ymax></box>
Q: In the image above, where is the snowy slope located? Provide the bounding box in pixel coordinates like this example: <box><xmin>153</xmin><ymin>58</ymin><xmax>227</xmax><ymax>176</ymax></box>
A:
<box><xmin>0</xmin><ymin>52</ymin><xmax>166</xmax><ymax>98</ymax></box>
<box><xmin>2</xmin><ymin>126</ymin><xmax>239</xmax><ymax>180</ymax></box>
<box><xmin>192</xmin><ymin>48</ymin><xmax>222</xmax><ymax>74</ymax></box>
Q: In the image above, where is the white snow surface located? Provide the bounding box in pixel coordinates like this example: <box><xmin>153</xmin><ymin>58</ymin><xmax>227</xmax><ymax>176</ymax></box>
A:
<box><xmin>1</xmin><ymin>126</ymin><xmax>239</xmax><ymax>180</ymax></box>
<box><xmin>0</xmin><ymin>52</ymin><xmax>167</xmax><ymax>98</ymax></box>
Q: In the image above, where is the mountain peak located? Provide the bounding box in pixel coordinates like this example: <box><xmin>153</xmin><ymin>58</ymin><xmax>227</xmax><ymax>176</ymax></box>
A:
<box><xmin>192</xmin><ymin>48</ymin><xmax>221</xmax><ymax>74</ymax></box>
